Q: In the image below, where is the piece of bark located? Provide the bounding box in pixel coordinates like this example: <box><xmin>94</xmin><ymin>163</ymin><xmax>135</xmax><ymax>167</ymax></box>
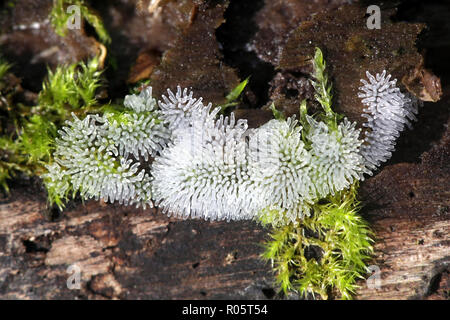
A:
<box><xmin>0</xmin><ymin>102</ymin><xmax>448</xmax><ymax>299</ymax></box>
<box><xmin>149</xmin><ymin>0</ymin><xmax>241</xmax><ymax>106</ymax></box>
<box><xmin>356</xmin><ymin>115</ymin><xmax>450</xmax><ymax>299</ymax></box>
<box><xmin>92</xmin><ymin>0</ymin><xmax>200</xmax><ymax>97</ymax></box>
<box><xmin>127</xmin><ymin>50</ymin><xmax>161</xmax><ymax>84</ymax></box>
<box><xmin>251</xmin><ymin>0</ymin><xmax>351</xmax><ymax>66</ymax></box>
<box><xmin>278</xmin><ymin>4</ymin><xmax>442</xmax><ymax>125</ymax></box>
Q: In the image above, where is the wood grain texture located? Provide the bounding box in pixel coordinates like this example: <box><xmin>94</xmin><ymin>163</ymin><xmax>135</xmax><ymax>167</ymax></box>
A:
<box><xmin>357</xmin><ymin>115</ymin><xmax>450</xmax><ymax>299</ymax></box>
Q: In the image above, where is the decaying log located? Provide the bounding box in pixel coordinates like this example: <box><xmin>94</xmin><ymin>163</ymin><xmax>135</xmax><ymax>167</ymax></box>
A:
<box><xmin>0</xmin><ymin>192</ymin><xmax>272</xmax><ymax>299</ymax></box>
<box><xmin>0</xmin><ymin>100</ymin><xmax>448</xmax><ymax>299</ymax></box>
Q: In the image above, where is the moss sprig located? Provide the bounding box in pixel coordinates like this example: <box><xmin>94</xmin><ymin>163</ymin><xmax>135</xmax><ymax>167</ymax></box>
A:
<box><xmin>38</xmin><ymin>57</ymin><xmax>103</xmax><ymax>117</ymax></box>
<box><xmin>17</xmin><ymin>57</ymin><xmax>104</xmax><ymax>168</ymax></box>
<box><xmin>219</xmin><ymin>77</ymin><xmax>249</xmax><ymax>112</ymax></box>
<box><xmin>0</xmin><ymin>56</ymin><xmax>11</xmax><ymax>81</ymax></box>
<box><xmin>260</xmin><ymin>48</ymin><xmax>373</xmax><ymax>299</ymax></box>
<box><xmin>261</xmin><ymin>184</ymin><xmax>373</xmax><ymax>300</ymax></box>
<box><xmin>0</xmin><ymin>136</ymin><xmax>31</xmax><ymax>192</ymax></box>
<box><xmin>309</xmin><ymin>47</ymin><xmax>343</xmax><ymax>130</ymax></box>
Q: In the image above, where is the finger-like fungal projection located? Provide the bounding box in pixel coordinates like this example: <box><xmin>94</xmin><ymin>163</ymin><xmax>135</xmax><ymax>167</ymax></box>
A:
<box><xmin>358</xmin><ymin>70</ymin><xmax>420</xmax><ymax>172</ymax></box>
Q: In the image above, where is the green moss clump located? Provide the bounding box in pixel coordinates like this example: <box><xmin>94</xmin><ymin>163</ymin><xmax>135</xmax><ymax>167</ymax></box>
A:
<box><xmin>0</xmin><ymin>55</ymin><xmax>21</xmax><ymax>192</ymax></box>
<box><xmin>261</xmin><ymin>184</ymin><xmax>373</xmax><ymax>300</ymax></box>
<box><xmin>260</xmin><ymin>48</ymin><xmax>374</xmax><ymax>299</ymax></box>
<box><xmin>0</xmin><ymin>57</ymin><xmax>11</xmax><ymax>81</ymax></box>
<box><xmin>0</xmin><ymin>55</ymin><xmax>104</xmax><ymax>193</ymax></box>
<box><xmin>19</xmin><ymin>57</ymin><xmax>104</xmax><ymax>167</ymax></box>
<box><xmin>50</xmin><ymin>0</ymin><xmax>111</xmax><ymax>44</ymax></box>
<box><xmin>0</xmin><ymin>136</ymin><xmax>30</xmax><ymax>192</ymax></box>
<box><xmin>38</xmin><ymin>57</ymin><xmax>103</xmax><ymax>116</ymax></box>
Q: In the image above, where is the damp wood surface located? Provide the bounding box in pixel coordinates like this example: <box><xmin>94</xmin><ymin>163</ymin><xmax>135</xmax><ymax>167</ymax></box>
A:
<box><xmin>0</xmin><ymin>0</ymin><xmax>449</xmax><ymax>299</ymax></box>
